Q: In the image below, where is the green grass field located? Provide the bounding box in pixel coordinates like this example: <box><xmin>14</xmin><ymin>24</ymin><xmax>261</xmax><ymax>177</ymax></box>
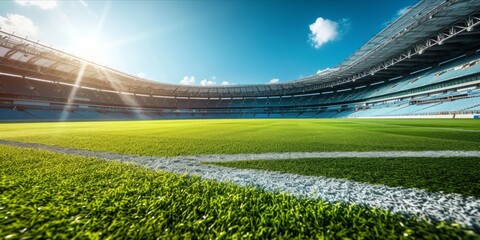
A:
<box><xmin>0</xmin><ymin>119</ymin><xmax>478</xmax><ymax>156</ymax></box>
<box><xmin>1</xmin><ymin>145</ymin><xmax>477</xmax><ymax>239</ymax></box>
<box><xmin>1</xmin><ymin>119</ymin><xmax>480</xmax><ymax>238</ymax></box>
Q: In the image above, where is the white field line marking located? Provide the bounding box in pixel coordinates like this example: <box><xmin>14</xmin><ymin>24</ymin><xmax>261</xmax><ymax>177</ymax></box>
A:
<box><xmin>345</xmin><ymin>120</ymin><xmax>480</xmax><ymax>133</ymax></box>
<box><xmin>197</xmin><ymin>150</ymin><xmax>480</xmax><ymax>162</ymax></box>
<box><xmin>0</xmin><ymin>139</ymin><xmax>479</xmax><ymax>231</ymax></box>
<box><xmin>427</xmin><ymin>127</ymin><xmax>480</xmax><ymax>133</ymax></box>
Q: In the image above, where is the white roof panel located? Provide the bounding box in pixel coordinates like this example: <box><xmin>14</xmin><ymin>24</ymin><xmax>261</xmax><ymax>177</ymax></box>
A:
<box><xmin>34</xmin><ymin>58</ymin><xmax>55</xmax><ymax>67</ymax></box>
<box><xmin>10</xmin><ymin>51</ymin><xmax>35</xmax><ymax>62</ymax></box>
<box><xmin>56</xmin><ymin>65</ymin><xmax>74</xmax><ymax>73</ymax></box>
<box><xmin>0</xmin><ymin>46</ymin><xmax>9</xmax><ymax>57</ymax></box>
<box><xmin>83</xmin><ymin>71</ymin><xmax>96</xmax><ymax>78</ymax></box>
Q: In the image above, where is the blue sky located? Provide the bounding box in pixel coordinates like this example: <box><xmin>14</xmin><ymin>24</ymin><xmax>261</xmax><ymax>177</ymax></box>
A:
<box><xmin>0</xmin><ymin>0</ymin><xmax>417</xmax><ymax>86</ymax></box>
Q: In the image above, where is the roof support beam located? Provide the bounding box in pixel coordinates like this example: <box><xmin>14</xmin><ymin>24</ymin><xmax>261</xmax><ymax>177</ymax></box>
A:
<box><xmin>323</xmin><ymin>12</ymin><xmax>480</xmax><ymax>89</ymax></box>
<box><xmin>4</xmin><ymin>43</ymin><xmax>29</xmax><ymax>59</ymax></box>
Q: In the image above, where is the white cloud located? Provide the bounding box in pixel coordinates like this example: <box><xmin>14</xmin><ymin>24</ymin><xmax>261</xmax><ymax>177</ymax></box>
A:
<box><xmin>137</xmin><ymin>73</ymin><xmax>146</xmax><ymax>78</ymax></box>
<box><xmin>15</xmin><ymin>0</ymin><xmax>57</xmax><ymax>10</ymax></box>
<box><xmin>200</xmin><ymin>79</ymin><xmax>216</xmax><ymax>86</ymax></box>
<box><xmin>0</xmin><ymin>14</ymin><xmax>38</xmax><ymax>36</ymax></box>
<box><xmin>180</xmin><ymin>76</ymin><xmax>229</xmax><ymax>86</ymax></box>
<box><xmin>384</xmin><ymin>6</ymin><xmax>413</xmax><ymax>26</ymax></box>
<box><xmin>78</xmin><ymin>0</ymin><xmax>88</xmax><ymax>7</ymax></box>
<box><xmin>339</xmin><ymin>18</ymin><xmax>351</xmax><ymax>34</ymax></box>
<box><xmin>397</xmin><ymin>6</ymin><xmax>412</xmax><ymax>16</ymax></box>
<box><xmin>316</xmin><ymin>67</ymin><xmax>338</xmax><ymax>75</ymax></box>
<box><xmin>317</xmin><ymin>68</ymin><xmax>330</xmax><ymax>74</ymax></box>
<box><xmin>180</xmin><ymin>76</ymin><xmax>195</xmax><ymax>85</ymax></box>
<box><xmin>309</xmin><ymin>17</ymin><xmax>338</xmax><ymax>48</ymax></box>
<box><xmin>268</xmin><ymin>78</ymin><xmax>279</xmax><ymax>84</ymax></box>
<box><xmin>77</xmin><ymin>0</ymin><xmax>98</xmax><ymax>18</ymax></box>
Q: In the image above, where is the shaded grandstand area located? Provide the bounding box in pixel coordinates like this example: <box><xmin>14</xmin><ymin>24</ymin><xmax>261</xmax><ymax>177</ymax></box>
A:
<box><xmin>0</xmin><ymin>53</ymin><xmax>479</xmax><ymax>120</ymax></box>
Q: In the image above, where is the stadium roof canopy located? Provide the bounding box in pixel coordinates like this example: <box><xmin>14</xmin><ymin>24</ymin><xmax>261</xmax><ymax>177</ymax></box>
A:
<box><xmin>0</xmin><ymin>0</ymin><xmax>480</xmax><ymax>98</ymax></box>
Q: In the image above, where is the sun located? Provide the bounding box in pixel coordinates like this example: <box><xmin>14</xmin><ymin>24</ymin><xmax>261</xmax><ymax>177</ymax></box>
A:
<box><xmin>70</xmin><ymin>34</ymin><xmax>105</xmax><ymax>63</ymax></box>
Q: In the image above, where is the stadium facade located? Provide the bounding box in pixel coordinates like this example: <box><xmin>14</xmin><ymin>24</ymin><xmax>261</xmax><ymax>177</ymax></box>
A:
<box><xmin>0</xmin><ymin>0</ymin><xmax>480</xmax><ymax>121</ymax></box>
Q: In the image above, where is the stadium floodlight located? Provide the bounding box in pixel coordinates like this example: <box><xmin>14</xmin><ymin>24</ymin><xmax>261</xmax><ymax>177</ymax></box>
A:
<box><xmin>467</xmin><ymin>26</ymin><xmax>473</xmax><ymax>32</ymax></box>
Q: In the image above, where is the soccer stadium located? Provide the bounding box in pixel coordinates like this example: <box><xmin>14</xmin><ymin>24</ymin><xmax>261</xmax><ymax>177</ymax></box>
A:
<box><xmin>0</xmin><ymin>0</ymin><xmax>480</xmax><ymax>238</ymax></box>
